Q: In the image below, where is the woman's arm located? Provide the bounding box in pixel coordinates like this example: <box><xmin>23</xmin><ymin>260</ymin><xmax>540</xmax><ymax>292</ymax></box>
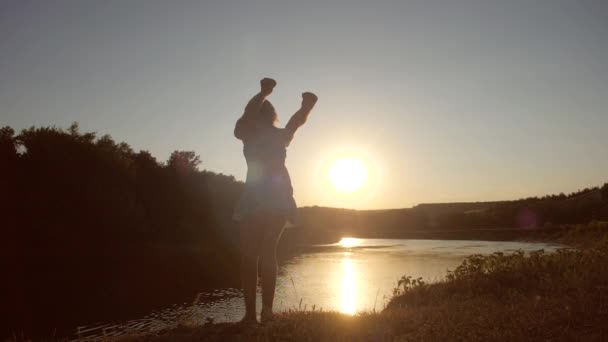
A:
<box><xmin>234</xmin><ymin>78</ymin><xmax>276</xmax><ymax>140</ymax></box>
<box><xmin>285</xmin><ymin>92</ymin><xmax>318</xmax><ymax>143</ymax></box>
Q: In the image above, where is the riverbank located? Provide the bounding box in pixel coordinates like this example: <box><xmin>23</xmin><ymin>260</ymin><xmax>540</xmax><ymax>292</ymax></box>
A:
<box><xmin>116</xmin><ymin>222</ymin><xmax>608</xmax><ymax>341</ymax></box>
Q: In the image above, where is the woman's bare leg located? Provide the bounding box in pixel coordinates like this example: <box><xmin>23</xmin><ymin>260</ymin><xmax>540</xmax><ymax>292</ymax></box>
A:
<box><xmin>239</xmin><ymin>214</ymin><xmax>262</xmax><ymax>322</ymax></box>
<box><xmin>259</xmin><ymin>214</ymin><xmax>286</xmax><ymax>319</ymax></box>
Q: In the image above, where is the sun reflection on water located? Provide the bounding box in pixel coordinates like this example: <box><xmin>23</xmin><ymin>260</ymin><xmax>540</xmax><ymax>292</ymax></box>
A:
<box><xmin>340</xmin><ymin>237</ymin><xmax>361</xmax><ymax>248</ymax></box>
<box><xmin>340</xmin><ymin>256</ymin><xmax>357</xmax><ymax>314</ymax></box>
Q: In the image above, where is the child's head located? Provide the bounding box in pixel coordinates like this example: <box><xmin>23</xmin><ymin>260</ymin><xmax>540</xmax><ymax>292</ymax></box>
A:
<box><xmin>259</xmin><ymin>100</ymin><xmax>278</xmax><ymax>126</ymax></box>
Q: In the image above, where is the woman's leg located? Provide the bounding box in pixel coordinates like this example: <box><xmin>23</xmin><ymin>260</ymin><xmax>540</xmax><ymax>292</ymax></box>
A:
<box><xmin>239</xmin><ymin>214</ymin><xmax>263</xmax><ymax>322</ymax></box>
<box><xmin>259</xmin><ymin>213</ymin><xmax>286</xmax><ymax>318</ymax></box>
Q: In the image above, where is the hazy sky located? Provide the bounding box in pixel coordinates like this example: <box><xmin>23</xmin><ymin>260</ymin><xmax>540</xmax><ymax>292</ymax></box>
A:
<box><xmin>1</xmin><ymin>0</ymin><xmax>607</xmax><ymax>209</ymax></box>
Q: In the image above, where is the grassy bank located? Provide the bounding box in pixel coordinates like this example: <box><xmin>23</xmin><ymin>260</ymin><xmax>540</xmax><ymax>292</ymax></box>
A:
<box><xmin>116</xmin><ymin>222</ymin><xmax>608</xmax><ymax>341</ymax></box>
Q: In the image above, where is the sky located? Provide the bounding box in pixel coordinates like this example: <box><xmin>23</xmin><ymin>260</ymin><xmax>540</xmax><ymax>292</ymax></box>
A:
<box><xmin>1</xmin><ymin>0</ymin><xmax>607</xmax><ymax>209</ymax></box>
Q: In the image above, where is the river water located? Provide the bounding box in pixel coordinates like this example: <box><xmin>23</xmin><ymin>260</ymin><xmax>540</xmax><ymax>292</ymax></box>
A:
<box><xmin>73</xmin><ymin>238</ymin><xmax>562</xmax><ymax>340</ymax></box>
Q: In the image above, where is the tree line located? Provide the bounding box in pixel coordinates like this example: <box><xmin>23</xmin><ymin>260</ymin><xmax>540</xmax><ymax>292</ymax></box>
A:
<box><xmin>432</xmin><ymin>184</ymin><xmax>608</xmax><ymax>230</ymax></box>
<box><xmin>0</xmin><ymin>123</ymin><xmax>244</xmax><ymax>336</ymax></box>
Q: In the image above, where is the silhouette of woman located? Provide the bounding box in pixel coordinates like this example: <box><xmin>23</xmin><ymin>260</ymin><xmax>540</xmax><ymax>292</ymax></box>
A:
<box><xmin>234</xmin><ymin>78</ymin><xmax>317</xmax><ymax>323</ymax></box>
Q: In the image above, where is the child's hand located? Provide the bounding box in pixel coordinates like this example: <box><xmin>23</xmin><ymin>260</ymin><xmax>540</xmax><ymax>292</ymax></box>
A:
<box><xmin>301</xmin><ymin>92</ymin><xmax>318</xmax><ymax>110</ymax></box>
<box><xmin>260</xmin><ymin>78</ymin><xmax>277</xmax><ymax>96</ymax></box>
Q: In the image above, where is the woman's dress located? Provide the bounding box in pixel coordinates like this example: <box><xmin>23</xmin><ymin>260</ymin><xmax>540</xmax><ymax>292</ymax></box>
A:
<box><xmin>233</xmin><ymin>124</ymin><xmax>297</xmax><ymax>223</ymax></box>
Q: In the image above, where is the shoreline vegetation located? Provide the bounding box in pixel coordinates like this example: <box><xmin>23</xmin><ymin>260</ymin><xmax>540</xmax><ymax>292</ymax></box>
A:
<box><xmin>1</xmin><ymin>124</ymin><xmax>607</xmax><ymax>339</ymax></box>
<box><xmin>121</xmin><ymin>222</ymin><xmax>608</xmax><ymax>342</ymax></box>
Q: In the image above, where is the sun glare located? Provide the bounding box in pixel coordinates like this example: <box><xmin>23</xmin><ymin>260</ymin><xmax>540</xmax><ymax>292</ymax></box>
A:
<box><xmin>340</xmin><ymin>237</ymin><xmax>361</xmax><ymax>248</ymax></box>
<box><xmin>327</xmin><ymin>157</ymin><xmax>368</xmax><ymax>192</ymax></box>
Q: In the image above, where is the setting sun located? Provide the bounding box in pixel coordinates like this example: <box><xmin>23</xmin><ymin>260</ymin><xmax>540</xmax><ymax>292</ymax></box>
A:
<box><xmin>327</xmin><ymin>157</ymin><xmax>369</xmax><ymax>192</ymax></box>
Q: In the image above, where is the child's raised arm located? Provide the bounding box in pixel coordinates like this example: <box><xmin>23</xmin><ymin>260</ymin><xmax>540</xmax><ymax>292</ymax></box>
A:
<box><xmin>234</xmin><ymin>78</ymin><xmax>277</xmax><ymax>140</ymax></box>
<box><xmin>284</xmin><ymin>92</ymin><xmax>318</xmax><ymax>144</ymax></box>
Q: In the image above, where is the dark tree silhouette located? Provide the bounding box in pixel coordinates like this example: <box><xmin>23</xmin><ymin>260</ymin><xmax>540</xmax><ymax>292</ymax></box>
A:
<box><xmin>0</xmin><ymin>123</ymin><xmax>243</xmax><ymax>338</ymax></box>
<box><xmin>168</xmin><ymin>150</ymin><xmax>201</xmax><ymax>173</ymax></box>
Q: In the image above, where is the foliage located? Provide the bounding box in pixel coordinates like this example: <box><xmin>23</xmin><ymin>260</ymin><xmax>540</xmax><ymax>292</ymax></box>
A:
<box><xmin>1</xmin><ymin>123</ymin><xmax>244</xmax><ymax>337</ymax></box>
<box><xmin>387</xmin><ymin>228</ymin><xmax>608</xmax><ymax>309</ymax></box>
<box><xmin>295</xmin><ymin>182</ymin><xmax>608</xmax><ymax>240</ymax></box>
<box><xmin>435</xmin><ymin>184</ymin><xmax>608</xmax><ymax>229</ymax></box>
<box><xmin>392</xmin><ymin>275</ymin><xmax>425</xmax><ymax>297</ymax></box>
<box><xmin>168</xmin><ymin>150</ymin><xmax>201</xmax><ymax>173</ymax></box>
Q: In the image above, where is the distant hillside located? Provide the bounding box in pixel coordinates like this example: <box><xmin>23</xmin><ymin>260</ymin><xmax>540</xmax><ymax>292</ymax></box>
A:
<box><xmin>414</xmin><ymin>201</ymin><xmax>505</xmax><ymax>213</ymax></box>
<box><xmin>413</xmin><ymin>201</ymin><xmax>506</xmax><ymax>228</ymax></box>
<box><xmin>290</xmin><ymin>185</ymin><xmax>608</xmax><ymax>244</ymax></box>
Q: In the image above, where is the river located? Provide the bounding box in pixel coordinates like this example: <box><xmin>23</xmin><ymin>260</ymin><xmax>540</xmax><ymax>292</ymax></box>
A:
<box><xmin>73</xmin><ymin>238</ymin><xmax>562</xmax><ymax>340</ymax></box>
